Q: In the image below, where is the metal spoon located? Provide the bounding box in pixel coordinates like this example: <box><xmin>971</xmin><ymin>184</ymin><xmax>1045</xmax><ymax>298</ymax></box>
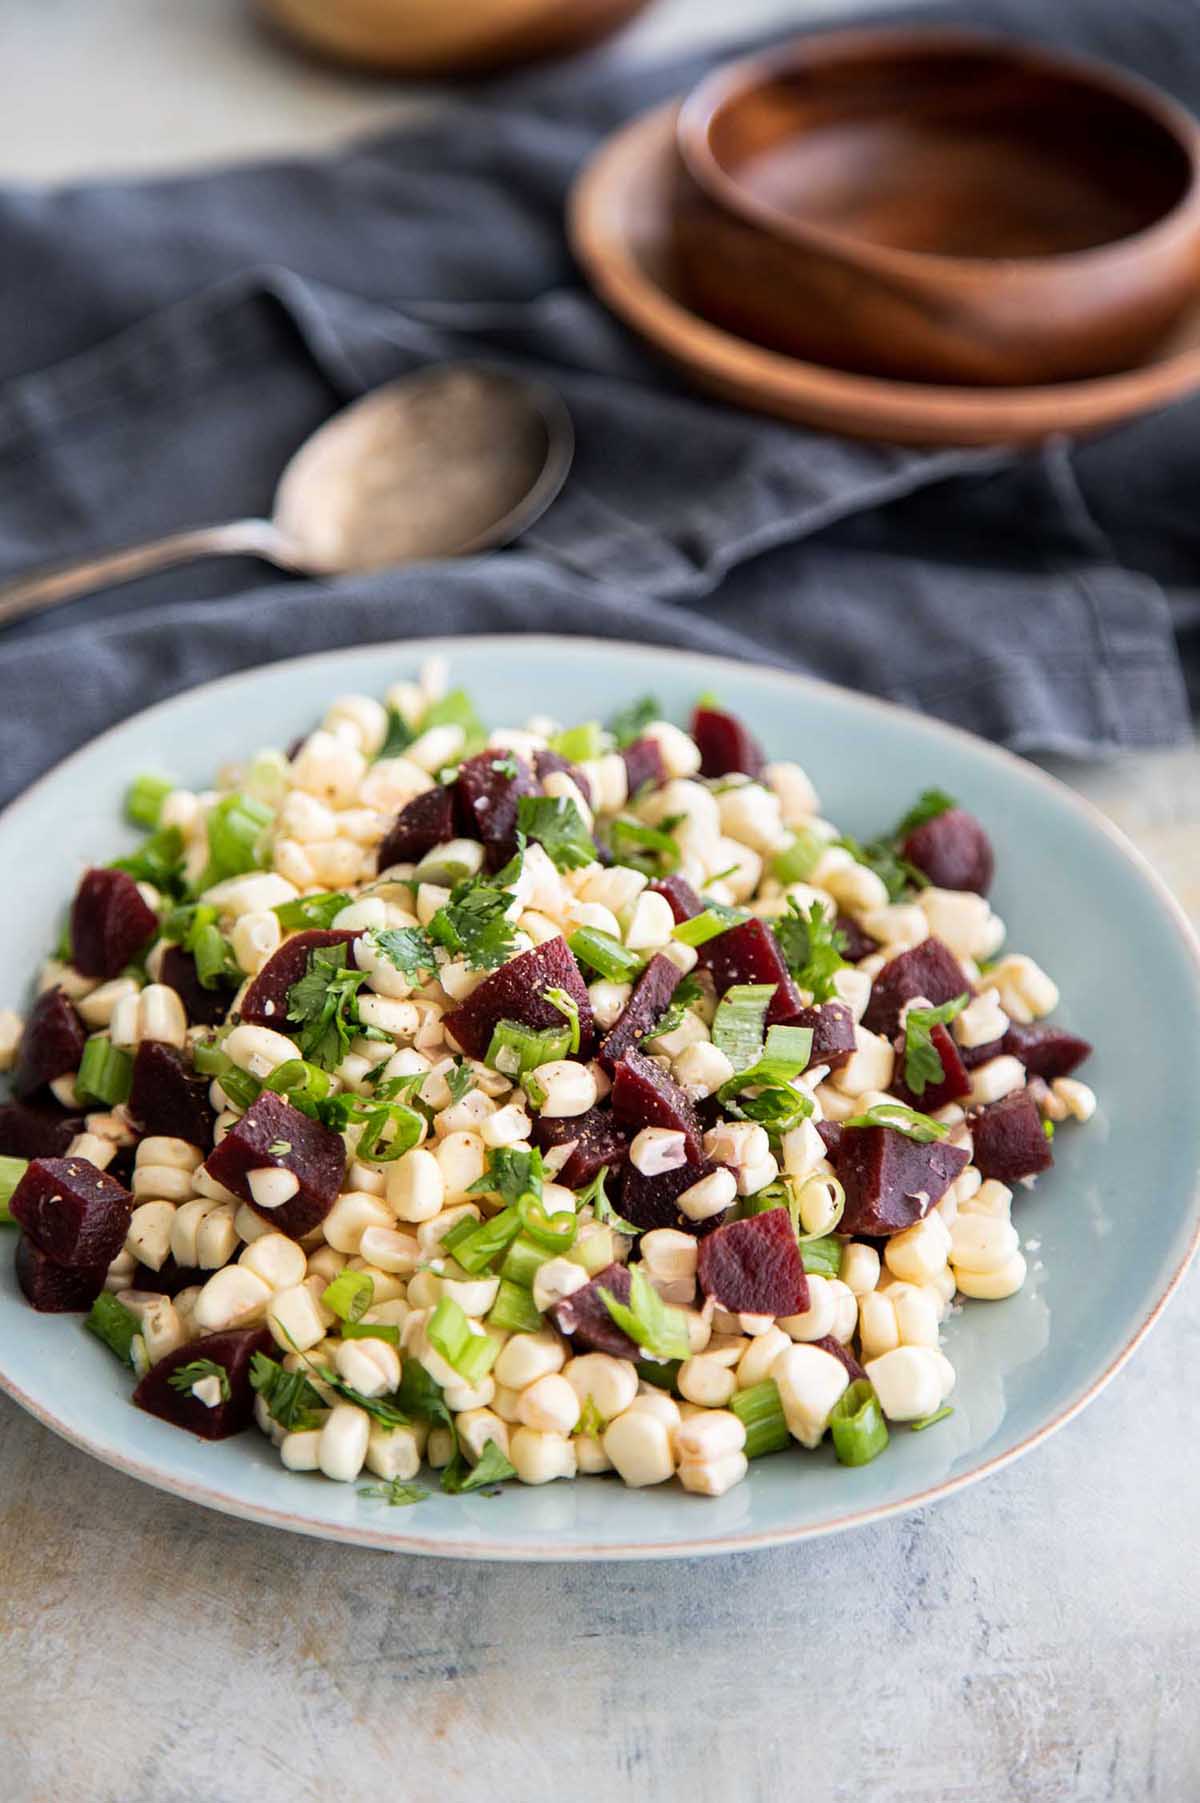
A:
<box><xmin>0</xmin><ymin>363</ymin><xmax>574</xmax><ymax>627</ymax></box>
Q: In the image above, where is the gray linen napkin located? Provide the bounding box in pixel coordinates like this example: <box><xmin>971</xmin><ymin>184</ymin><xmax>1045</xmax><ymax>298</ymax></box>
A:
<box><xmin>0</xmin><ymin>0</ymin><xmax>1196</xmax><ymax>805</ymax></box>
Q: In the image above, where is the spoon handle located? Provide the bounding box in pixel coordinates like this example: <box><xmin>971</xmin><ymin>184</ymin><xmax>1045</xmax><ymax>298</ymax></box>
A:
<box><xmin>0</xmin><ymin>517</ymin><xmax>303</xmax><ymax>628</ymax></box>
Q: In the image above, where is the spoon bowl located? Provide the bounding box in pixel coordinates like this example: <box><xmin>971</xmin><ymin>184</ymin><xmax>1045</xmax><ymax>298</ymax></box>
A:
<box><xmin>0</xmin><ymin>362</ymin><xmax>574</xmax><ymax>627</ymax></box>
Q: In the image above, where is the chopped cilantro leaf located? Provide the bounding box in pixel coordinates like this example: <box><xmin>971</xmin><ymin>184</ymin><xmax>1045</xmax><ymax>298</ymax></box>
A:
<box><xmin>287</xmin><ymin>943</ymin><xmax>372</xmax><ymax>1071</ymax></box>
<box><xmin>376</xmin><ymin>708</ymin><xmax>416</xmax><ymax>761</ymax></box>
<box><xmin>516</xmin><ymin>795</ymin><xmax>596</xmax><ymax>871</ymax></box>
<box><xmin>607</xmin><ymin>694</ymin><xmax>660</xmax><ymax>750</ymax></box>
<box><xmin>250</xmin><ymin>1351</ymin><xmax>326</xmax><ymax>1431</ymax></box>
<box><xmin>445</xmin><ymin>1059</ymin><xmax>475</xmax><ymax>1105</ymax></box>
<box><xmin>774</xmin><ymin>899</ymin><xmax>848</xmax><ymax>1003</ymax></box>
<box><xmin>370</xmin><ymin>924</ymin><xmax>438</xmax><ymax>978</ymax></box>
<box><xmin>598</xmin><ymin>1266</ymin><xmax>690</xmax><ymax>1361</ymax></box>
<box><xmin>358</xmin><ymin>1478</ymin><xmax>429</xmax><ymax>1506</ymax></box>
<box><xmin>168</xmin><ymin>1358</ymin><xmax>231</xmax><ymax>1401</ymax></box>
<box><xmin>575</xmin><ymin>1165</ymin><xmax>641</xmax><ymax>1236</ymax></box>
<box><xmin>427</xmin><ymin>876</ymin><xmax>518</xmax><ymax>972</ymax></box>
<box><xmin>835</xmin><ymin>832</ymin><xmax>927</xmax><ymax>904</ymax></box>
<box><xmin>441</xmin><ymin>1437</ymin><xmax>516</xmax><ymax>1495</ymax></box>
<box><xmin>895</xmin><ymin>788</ymin><xmax>958</xmax><ymax>838</ymax></box>
<box><xmin>903</xmin><ymin>993</ymin><xmax>970</xmax><ymax>1096</ymax></box>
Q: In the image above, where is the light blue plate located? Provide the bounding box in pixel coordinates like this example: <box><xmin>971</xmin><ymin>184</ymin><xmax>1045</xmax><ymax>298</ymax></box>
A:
<box><xmin>2</xmin><ymin>635</ymin><xmax>1197</xmax><ymax>1560</ymax></box>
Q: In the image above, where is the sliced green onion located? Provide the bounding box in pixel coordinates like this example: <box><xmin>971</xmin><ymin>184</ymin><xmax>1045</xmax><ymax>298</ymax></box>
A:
<box><xmin>0</xmin><ymin>1156</ymin><xmax>28</xmax><ymax>1224</ymax></box>
<box><xmin>440</xmin><ymin>1436</ymin><xmax>516</xmax><ymax>1495</ymax></box>
<box><xmin>190</xmin><ymin>921</ymin><xmax>237</xmax><ymax>989</ymax></box>
<box><xmin>125</xmin><ymin>773</ymin><xmax>173</xmax><ymax>831</ymax></box>
<box><xmin>550</xmin><ymin>722</ymin><xmax>605</xmax><ymax>763</ymax></box>
<box><xmin>672</xmin><ymin>908</ymin><xmax>742</xmax><ymax>948</ymax></box>
<box><xmin>485</xmin><ymin>1018</ymin><xmax>572</xmax><ymax>1079</ymax></box>
<box><xmin>274</xmin><ymin>892</ymin><xmax>352</xmax><ymax>931</ymax></box>
<box><xmin>569</xmin><ymin>926</ymin><xmax>644</xmax><ymax>982</ymax></box>
<box><xmin>191</xmin><ymin>1038</ymin><xmax>228</xmax><ymax>1077</ymax></box>
<box><xmin>427</xmin><ymin>1296</ymin><xmax>471</xmax><ymax>1367</ymax></box>
<box><xmin>544</xmin><ymin>987</ymin><xmax>581</xmax><ymax>1056</ymax></box>
<box><xmin>85</xmin><ymin>1291</ymin><xmax>139</xmax><ymax>1366</ymax></box>
<box><xmin>339</xmin><ymin>1320</ymin><xmax>401</xmax><ymax>1345</ymax></box>
<box><xmin>711</xmin><ymin>982</ymin><xmax>775</xmax><ymax>1071</ymax></box>
<box><xmin>76</xmin><ymin>1037</ymin><xmax>133</xmax><ymax>1108</ymax></box>
<box><xmin>487</xmin><ymin>1278</ymin><xmax>544</xmax><ymax>1335</ymax></box>
<box><xmin>566</xmin><ymin>1228</ymin><xmax>619</xmax><ymax>1277</ymax></box>
<box><xmin>829</xmin><ymin>1379</ymin><xmax>890</xmax><ymax>1466</ymax></box>
<box><xmin>191</xmin><ymin>1044</ymin><xmax>261</xmax><ymax>1112</ymax></box>
<box><xmin>442</xmin><ymin>1207</ymin><xmax>522</xmax><ymax>1276</ymax></box>
<box><xmin>322</xmin><ymin>1270</ymin><xmax>374</xmax><ymax>1325</ymax></box>
<box><xmin>843</xmin><ymin>1102</ymin><xmax>948</xmax><ymax>1143</ymax></box>
<box><xmin>911</xmin><ymin>1405</ymin><xmax>954</xmax><ymax>1432</ymax></box>
<box><xmin>263</xmin><ymin>1059</ymin><xmax>334</xmax><ymax>1117</ymax></box>
<box><xmin>800</xmin><ymin>1235</ymin><xmax>843</xmax><ymax>1278</ymax></box>
<box><xmin>455</xmin><ymin>1331</ymin><xmax>500</xmax><ymax>1387</ymax></box>
<box><xmin>771</xmin><ymin>829</ymin><xmax>825</xmax><ymax>886</ymax></box>
<box><xmin>598</xmin><ymin>1266</ymin><xmax>690</xmax><ymax>1361</ymax></box>
<box><xmin>515</xmin><ymin>1193</ymin><xmax>577</xmax><ymax>1254</ymax></box>
<box><xmin>730</xmin><ymin>1379</ymin><xmax>791</xmax><ymax>1458</ymax></box>
<box><xmin>500</xmin><ymin>1233</ymin><xmax>549</xmax><ymax>1289</ymax></box>
<box><xmin>635</xmin><ymin>1358</ymin><xmax>682</xmax><ymax>1393</ymax></box>
<box><xmin>606</xmin><ymin>815</ymin><xmax>681</xmax><ymax>876</ymax></box>
<box><xmin>198</xmin><ymin>792</ymin><xmax>274</xmax><ymax>889</ymax></box>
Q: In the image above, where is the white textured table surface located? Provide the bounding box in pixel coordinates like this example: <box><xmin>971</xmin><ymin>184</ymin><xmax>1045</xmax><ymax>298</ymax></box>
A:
<box><xmin>1</xmin><ymin>5</ymin><xmax>1198</xmax><ymax>1801</ymax></box>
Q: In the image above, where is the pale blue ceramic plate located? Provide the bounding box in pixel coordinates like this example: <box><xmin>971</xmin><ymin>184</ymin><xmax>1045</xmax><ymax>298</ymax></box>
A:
<box><xmin>1</xmin><ymin>636</ymin><xmax>1197</xmax><ymax>1560</ymax></box>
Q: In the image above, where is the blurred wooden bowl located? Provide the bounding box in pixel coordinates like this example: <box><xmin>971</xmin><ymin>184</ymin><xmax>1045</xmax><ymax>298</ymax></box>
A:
<box><xmin>674</xmin><ymin>29</ymin><xmax>1200</xmax><ymax>386</ymax></box>
<box><xmin>258</xmin><ymin>0</ymin><xmax>654</xmax><ymax>76</ymax></box>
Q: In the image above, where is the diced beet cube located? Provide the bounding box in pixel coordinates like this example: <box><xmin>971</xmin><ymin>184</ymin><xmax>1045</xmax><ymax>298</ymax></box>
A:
<box><xmin>133</xmin><ymin>1326</ymin><xmax>275</xmax><ymax>1440</ymax></box>
<box><xmin>836</xmin><ymin>913</ymin><xmax>878</xmax><ymax>963</ymax></box>
<box><xmin>239</xmin><ymin>929</ymin><xmax>360</xmax><ymax>1031</ymax></box>
<box><xmin>902</xmin><ymin>808</ymin><xmax>994</xmax><ymax>895</ymax></box>
<box><xmin>377</xmin><ymin>783</ymin><xmax>457</xmax><ymax>871</ymax></box>
<box><xmin>0</xmin><ymin>1099</ymin><xmax>86</xmax><ymax>1160</ymax></box>
<box><xmin>649</xmin><ymin>875</ymin><xmax>705</xmax><ymax>923</ymax></box>
<box><xmin>816</xmin><ymin>1119</ymin><xmax>843</xmax><ymax>1161</ymax></box>
<box><xmin>777</xmin><ymin>1001</ymin><xmax>855</xmax><ymax>1072</ymax></box>
<box><xmin>13</xmin><ymin>986</ymin><xmax>87</xmax><ymax>1100</ymax></box>
<box><xmin>15</xmin><ymin>1236</ymin><xmax>107</xmax><ymax>1311</ymax></box>
<box><xmin>691</xmin><ymin>706</ymin><xmax>766</xmax><ymax>780</ymax></box>
<box><xmin>862</xmin><ymin>938</ymin><xmax>970</xmax><ymax>1039</ymax></box>
<box><xmin>697</xmin><ymin>1209</ymin><xmax>809</xmax><ymax>1316</ymax></box>
<box><xmin>837</xmin><ymin>1126</ymin><xmax>969</xmax><ymax>1236</ymax></box>
<box><xmin>810</xmin><ymin>1334</ymin><xmax>866</xmax><ymax>1383</ymax></box>
<box><xmin>444</xmin><ymin>938</ymin><xmax>595</xmax><ymax>1060</ymax></box>
<box><xmin>534</xmin><ymin>749</ymin><xmax>592</xmax><ymax>807</ymax></box>
<box><xmin>699</xmin><ymin>917</ymin><xmax>802</xmax><ymax>1024</ymax></box>
<box><xmin>621</xmin><ymin>737</ymin><xmax>666</xmax><ymax>798</ymax></box>
<box><xmin>958</xmin><ymin>1038</ymin><xmax>1004</xmax><ymax>1070</ymax></box>
<box><xmin>619</xmin><ymin>1159</ymin><xmax>725</xmax><ymax>1235</ymax></box>
<box><xmin>128</xmin><ymin>1041</ymin><xmax>215</xmax><ymax>1149</ymax></box>
<box><xmin>971</xmin><ymin>1092</ymin><xmax>1054</xmax><ymax>1183</ymax></box>
<box><xmin>9</xmin><ymin>1157</ymin><xmax>134</xmax><ymax>1268</ymax></box>
<box><xmin>203</xmin><ymin>1092</ymin><xmax>345</xmax><ymax>1238</ymax></box>
<box><xmin>157</xmin><ymin>944</ymin><xmax>237</xmax><ymax>1030</ymax></box>
<box><xmin>532</xmin><ymin>1107</ymin><xmax>630</xmax><ymax>1189</ymax></box>
<box><xmin>890</xmin><ymin>1022</ymin><xmax>971</xmax><ymax>1112</ymax></box>
<box><xmin>1001</xmin><ymin>1022</ymin><xmax>1092</xmax><ymax>1081</ymax></box>
<box><xmin>610</xmin><ymin>1047</ymin><xmax>703</xmax><ymax>1162</ymax></box>
<box><xmin>550</xmin><ymin>1262</ymin><xmax>640</xmax><ymax>1360</ymax></box>
<box><xmin>454</xmin><ymin>750</ymin><xmax>539</xmax><ymax>870</ymax></box>
<box><xmin>382</xmin><ymin>788</ymin><xmax>456</xmax><ymax>871</ymax></box>
<box><xmin>70</xmin><ymin>867</ymin><xmax>159</xmax><ymax>980</ymax></box>
<box><xmin>598</xmin><ymin>954</ymin><xmax>682</xmax><ymax>1072</ymax></box>
<box><xmin>132</xmin><ymin>1255</ymin><xmax>204</xmax><ymax>1296</ymax></box>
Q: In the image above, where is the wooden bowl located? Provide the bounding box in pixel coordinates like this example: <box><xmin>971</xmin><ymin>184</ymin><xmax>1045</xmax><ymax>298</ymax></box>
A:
<box><xmin>674</xmin><ymin>29</ymin><xmax>1200</xmax><ymax>387</ymax></box>
<box><xmin>257</xmin><ymin>0</ymin><xmax>654</xmax><ymax>77</ymax></box>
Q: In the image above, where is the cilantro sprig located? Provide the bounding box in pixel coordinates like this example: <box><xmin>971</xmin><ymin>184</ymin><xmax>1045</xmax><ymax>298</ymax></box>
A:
<box><xmin>287</xmin><ymin>943</ymin><xmax>378</xmax><ymax>1071</ymax></box>
<box><xmin>773</xmin><ymin>900</ymin><xmax>848</xmax><ymax>1002</ymax></box>
<box><xmin>516</xmin><ymin>795</ymin><xmax>596</xmax><ymax>871</ymax></box>
<box><xmin>250</xmin><ymin>1351</ymin><xmax>327</xmax><ymax>1432</ymax></box>
<box><xmin>903</xmin><ymin>993</ymin><xmax>970</xmax><ymax>1096</ymax></box>
<box><xmin>168</xmin><ymin>1358</ymin><xmax>231</xmax><ymax>1402</ymax></box>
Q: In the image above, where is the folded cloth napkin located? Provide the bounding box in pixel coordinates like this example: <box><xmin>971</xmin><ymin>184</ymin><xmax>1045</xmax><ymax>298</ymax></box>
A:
<box><xmin>0</xmin><ymin>0</ymin><xmax>1197</xmax><ymax>807</ymax></box>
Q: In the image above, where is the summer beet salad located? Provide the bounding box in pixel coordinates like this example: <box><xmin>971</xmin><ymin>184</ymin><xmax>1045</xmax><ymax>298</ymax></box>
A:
<box><xmin>0</xmin><ymin>665</ymin><xmax>1097</xmax><ymax>1505</ymax></box>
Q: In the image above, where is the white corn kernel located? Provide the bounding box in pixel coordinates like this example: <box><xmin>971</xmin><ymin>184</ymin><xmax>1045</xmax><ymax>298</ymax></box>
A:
<box><xmin>955</xmin><ymin>1252</ymin><xmax>1028</xmax><ymax>1299</ymax></box>
<box><xmin>364</xmin><ymin>1422</ymin><xmax>425</xmax><ymax>1481</ymax></box>
<box><xmin>671</xmin><ymin>1041</ymin><xmax>735</xmax><ymax>1099</ymax></box>
<box><xmin>917</xmin><ymin>888</ymin><xmax>1005</xmax><ymax>962</ymax></box>
<box><xmin>884</xmin><ymin>1213</ymin><xmax>952</xmax><ymax>1285</ymax></box>
<box><xmin>987</xmin><ymin>954</ymin><xmax>1059</xmax><ymax>1023</ymax></box>
<box><xmin>677</xmin><ymin>1353</ymin><xmax>737</xmax><ymax>1408</ymax></box>
<box><xmin>563</xmin><ymin>1353</ymin><xmax>639</xmax><ymax>1422</ymax></box>
<box><xmin>644</xmin><ymin>720</ymin><xmax>701</xmax><ymax>779</ymax></box>
<box><xmin>841</xmin><ymin>1241</ymin><xmax>883</xmax><ymax>1297</ymax></box>
<box><xmin>509</xmin><ymin>1427</ymin><xmax>577</xmax><ymax>1485</ymax></box>
<box><xmin>624</xmin><ymin>890</ymin><xmax>676</xmax><ymax>952</ymax></box>
<box><xmin>318</xmin><ymin>1404</ymin><xmax>371</xmax><ymax>1481</ymax></box>
<box><xmin>481</xmin><ymin>1104</ymin><xmax>531</xmax><ymax>1150</ymax></box>
<box><xmin>334</xmin><ymin>1336</ymin><xmax>401</xmax><ymax>1398</ymax></box>
<box><xmin>195</xmin><ymin>1204</ymin><xmax>238</xmax><ymax>1269</ymax></box>
<box><xmin>675</xmin><ymin>1409</ymin><xmax>746</xmax><ymax>1463</ymax></box>
<box><xmin>324</xmin><ymin>693</ymin><xmax>388</xmax><ymax>756</ymax></box>
<box><xmin>967</xmin><ymin>1055</ymin><xmax>1027</xmax><ymax>1108</ymax></box>
<box><xmin>517</xmin><ymin>1372</ymin><xmax>581</xmax><ymax>1435</ymax></box>
<box><xmin>587</xmin><ymin>981</ymin><xmax>632</xmax><ymax>1032</ymax></box>
<box><xmin>78</xmin><ymin>978</ymin><xmax>141</xmax><ymax>1030</ymax></box>
<box><xmin>405</xmin><ymin>724</ymin><xmax>466</xmax><ymax>775</ymax></box>
<box><xmin>603</xmin><ymin>1410</ymin><xmax>676</xmax><ymax>1486</ymax></box>
<box><xmin>432</xmin><ymin>1131</ymin><xmax>487</xmax><ymax>1202</ymax></box>
<box><xmin>386</xmin><ymin>1146</ymin><xmax>445</xmax><ymax>1222</ymax></box>
<box><xmin>192</xmin><ymin>1265</ymin><xmax>272</xmax><ymax>1333</ymax></box>
<box><xmin>950</xmin><ymin>1211</ymin><xmax>1021</xmax><ymax>1275</ymax></box>
<box><xmin>735</xmin><ymin>1325</ymin><xmax>790</xmax><ymax>1389</ymax></box>
<box><xmin>290</xmin><ymin>730</ymin><xmax>367</xmax><ymax>808</ymax></box>
<box><xmin>832</xmin><ymin>1028</ymin><xmax>895</xmax><ymax>1097</ymax></box>
<box><xmin>280</xmin><ymin>1429</ymin><xmax>323</xmax><ymax>1472</ymax></box>
<box><xmin>532</xmin><ymin>1256</ymin><xmax>588</xmax><ymax>1315</ymax></box>
<box><xmin>826</xmin><ymin>1277</ymin><xmax>858</xmax><ymax>1343</ymax></box>
<box><xmin>239</xmin><ymin>1233</ymin><xmax>307</xmax><ymax>1291</ymax></box>
<box><xmin>247</xmin><ymin>1167</ymin><xmax>301</xmax><ymax>1213</ymax></box>
<box><xmin>629</xmin><ymin>1126</ymin><xmax>689</xmax><ymax>1177</ymax></box>
<box><xmin>864</xmin><ymin>1346</ymin><xmax>951</xmax><ymax>1421</ymax></box>
<box><xmin>528</xmin><ymin>1060</ymin><xmax>597</xmax><ymax>1120</ymax></box>
<box><xmin>765</xmin><ymin>760</ymin><xmax>820</xmax><ymax>824</ymax></box>
<box><xmin>322</xmin><ymin>1191</ymin><xmax>393</xmax><ymax>1255</ymax></box>
<box><xmin>125</xmin><ymin>1201</ymin><xmax>177</xmax><ymax>1272</ymax></box>
<box><xmin>494</xmin><ymin>1330</ymin><xmax>565</xmax><ymax>1391</ymax></box>
<box><xmin>1053</xmin><ymin>1077</ymin><xmax>1096</xmax><ymax>1122</ymax></box>
<box><xmin>357</xmin><ymin>1226</ymin><xmax>421</xmax><ymax>1276</ymax></box>
<box><xmin>267</xmin><ymin>1283</ymin><xmax>328</xmax><ymax>1352</ymax></box>
<box><xmin>639</xmin><ymin>1229</ymin><xmax>699</xmax><ymax>1286</ymax></box>
<box><xmin>455</xmin><ymin>1409</ymin><xmax>511</xmax><ymax>1466</ymax></box>
<box><xmin>779</xmin><ymin>1274</ymin><xmax>837</xmax><ymax>1343</ymax></box>
<box><xmin>955</xmin><ymin>986</ymin><xmax>1010</xmax><ymax>1049</ymax></box>
<box><xmin>0</xmin><ymin>1009</ymin><xmax>24</xmax><ymax>1071</ymax></box>
<box><xmin>224</xmin><ymin>1022</ymin><xmax>298</xmax><ymax>1078</ymax></box>
<box><xmin>771</xmin><ymin>1343</ymin><xmax>850</xmax><ymax>1449</ymax></box>
<box><xmin>675</xmin><ymin>1167</ymin><xmax>737</xmax><ymax>1223</ymax></box>
<box><xmin>678</xmin><ymin>1450</ymin><xmax>749</xmax><ymax>1496</ymax></box>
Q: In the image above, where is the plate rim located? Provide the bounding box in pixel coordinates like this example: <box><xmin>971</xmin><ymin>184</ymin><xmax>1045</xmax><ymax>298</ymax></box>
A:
<box><xmin>2</xmin><ymin>631</ymin><xmax>1198</xmax><ymax>1560</ymax></box>
<box><xmin>568</xmin><ymin>100</ymin><xmax>1200</xmax><ymax>446</ymax></box>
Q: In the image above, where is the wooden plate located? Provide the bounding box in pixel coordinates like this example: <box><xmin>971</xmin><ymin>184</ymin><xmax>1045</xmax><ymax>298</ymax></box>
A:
<box><xmin>568</xmin><ymin>101</ymin><xmax>1200</xmax><ymax>445</ymax></box>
